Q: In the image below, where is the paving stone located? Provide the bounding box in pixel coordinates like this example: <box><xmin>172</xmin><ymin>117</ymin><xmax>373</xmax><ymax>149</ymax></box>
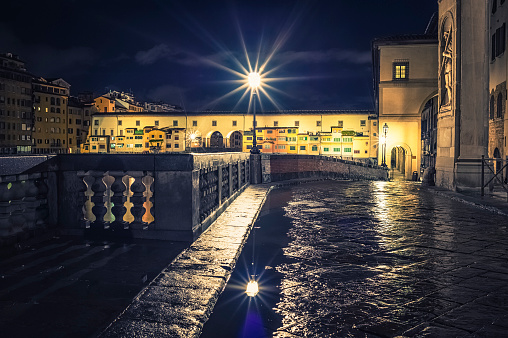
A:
<box><xmin>434</xmin><ymin>303</ymin><xmax>502</xmax><ymax>332</ymax></box>
<box><xmin>154</xmin><ymin>271</ymin><xmax>226</xmax><ymax>291</ymax></box>
<box><xmin>100</xmin><ymin>318</ymin><xmax>201</xmax><ymax>338</ymax></box>
<box><xmin>457</xmin><ymin>276</ymin><xmax>508</xmax><ymax>292</ymax></box>
<box><xmin>428</xmin><ymin>285</ymin><xmax>487</xmax><ymax>305</ymax></box>
<box><xmin>403</xmin><ymin>322</ymin><xmax>471</xmax><ymax>337</ymax></box>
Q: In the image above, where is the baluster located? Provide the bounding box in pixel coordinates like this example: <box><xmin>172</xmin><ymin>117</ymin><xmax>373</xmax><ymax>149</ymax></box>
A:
<box><xmin>102</xmin><ymin>174</ymin><xmax>115</xmax><ymax>229</ymax></box>
<box><xmin>123</xmin><ymin>175</ymin><xmax>134</xmax><ymax>225</ymax></box>
<box><xmin>9</xmin><ymin>179</ymin><xmax>27</xmax><ymax>238</ymax></box>
<box><xmin>222</xmin><ymin>166</ymin><xmax>229</xmax><ymax>202</ymax></box>
<box><xmin>128</xmin><ymin>172</ymin><xmax>146</xmax><ymax>228</ymax></box>
<box><xmin>23</xmin><ymin>177</ymin><xmax>39</xmax><ymax>232</ymax></box>
<box><xmin>110</xmin><ymin>172</ymin><xmax>127</xmax><ymax>230</ymax></box>
<box><xmin>77</xmin><ymin>171</ymin><xmax>90</xmax><ymax>227</ymax></box>
<box><xmin>90</xmin><ymin>171</ymin><xmax>107</xmax><ymax>229</ymax></box>
<box><xmin>142</xmin><ymin>173</ymin><xmax>154</xmax><ymax>226</ymax></box>
<box><xmin>35</xmin><ymin>175</ymin><xmax>49</xmax><ymax>228</ymax></box>
<box><xmin>82</xmin><ymin>173</ymin><xmax>96</xmax><ymax>226</ymax></box>
<box><xmin>0</xmin><ymin>181</ymin><xmax>13</xmax><ymax>238</ymax></box>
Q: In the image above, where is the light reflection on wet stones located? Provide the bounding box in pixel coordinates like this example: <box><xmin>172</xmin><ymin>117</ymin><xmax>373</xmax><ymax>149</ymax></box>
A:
<box><xmin>269</xmin><ymin>180</ymin><xmax>508</xmax><ymax>337</ymax></box>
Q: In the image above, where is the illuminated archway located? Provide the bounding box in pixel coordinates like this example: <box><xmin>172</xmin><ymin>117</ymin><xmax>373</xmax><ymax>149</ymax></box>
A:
<box><xmin>388</xmin><ymin>143</ymin><xmax>413</xmax><ymax>179</ymax></box>
<box><xmin>209</xmin><ymin>131</ymin><xmax>224</xmax><ymax>148</ymax></box>
<box><xmin>226</xmin><ymin>130</ymin><xmax>243</xmax><ymax>149</ymax></box>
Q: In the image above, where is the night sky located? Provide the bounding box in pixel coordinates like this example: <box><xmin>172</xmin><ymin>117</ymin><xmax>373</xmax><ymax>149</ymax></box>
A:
<box><xmin>1</xmin><ymin>0</ymin><xmax>437</xmax><ymax>111</ymax></box>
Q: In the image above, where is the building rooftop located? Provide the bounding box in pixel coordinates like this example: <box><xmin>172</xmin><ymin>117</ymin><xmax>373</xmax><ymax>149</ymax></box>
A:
<box><xmin>93</xmin><ymin>109</ymin><xmax>376</xmax><ymax>117</ymax></box>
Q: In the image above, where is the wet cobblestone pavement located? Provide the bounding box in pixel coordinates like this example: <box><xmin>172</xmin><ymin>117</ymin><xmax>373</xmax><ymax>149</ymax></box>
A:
<box><xmin>202</xmin><ymin>179</ymin><xmax>508</xmax><ymax>337</ymax></box>
<box><xmin>0</xmin><ymin>237</ymin><xmax>188</xmax><ymax>337</ymax></box>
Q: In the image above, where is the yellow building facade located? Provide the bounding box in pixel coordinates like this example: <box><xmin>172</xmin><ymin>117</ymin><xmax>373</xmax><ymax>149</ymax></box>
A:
<box><xmin>373</xmin><ymin>34</ymin><xmax>438</xmax><ymax>179</ymax></box>
<box><xmin>86</xmin><ymin>111</ymin><xmax>378</xmax><ymax>161</ymax></box>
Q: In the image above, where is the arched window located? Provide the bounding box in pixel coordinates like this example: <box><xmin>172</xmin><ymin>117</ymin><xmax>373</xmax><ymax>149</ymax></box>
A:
<box><xmin>497</xmin><ymin>93</ymin><xmax>503</xmax><ymax>118</ymax></box>
<box><xmin>490</xmin><ymin>95</ymin><xmax>495</xmax><ymax>119</ymax></box>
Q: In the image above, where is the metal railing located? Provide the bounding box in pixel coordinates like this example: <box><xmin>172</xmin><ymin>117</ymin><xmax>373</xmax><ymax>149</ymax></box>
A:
<box><xmin>481</xmin><ymin>155</ymin><xmax>508</xmax><ymax>201</ymax></box>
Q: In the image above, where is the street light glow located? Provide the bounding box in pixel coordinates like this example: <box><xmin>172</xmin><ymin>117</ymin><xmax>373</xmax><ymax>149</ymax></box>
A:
<box><xmin>248</xmin><ymin>72</ymin><xmax>261</xmax><ymax>89</ymax></box>
<box><xmin>246</xmin><ymin>280</ymin><xmax>259</xmax><ymax>297</ymax></box>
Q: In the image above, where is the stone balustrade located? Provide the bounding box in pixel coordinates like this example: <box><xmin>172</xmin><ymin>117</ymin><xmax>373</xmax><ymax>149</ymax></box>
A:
<box><xmin>0</xmin><ymin>173</ymin><xmax>52</xmax><ymax>246</ymax></box>
<box><xmin>0</xmin><ymin>153</ymin><xmax>250</xmax><ymax>247</ymax></box>
<box><xmin>0</xmin><ymin>152</ymin><xmax>388</xmax><ymax>248</ymax></box>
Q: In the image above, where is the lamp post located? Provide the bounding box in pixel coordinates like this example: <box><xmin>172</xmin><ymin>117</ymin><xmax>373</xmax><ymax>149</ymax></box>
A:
<box><xmin>382</xmin><ymin>123</ymin><xmax>389</xmax><ymax>167</ymax></box>
<box><xmin>248</xmin><ymin>72</ymin><xmax>261</xmax><ymax>154</ymax></box>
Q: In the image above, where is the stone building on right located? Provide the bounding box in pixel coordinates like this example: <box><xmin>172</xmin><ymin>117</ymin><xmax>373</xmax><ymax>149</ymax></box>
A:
<box><xmin>489</xmin><ymin>0</ymin><xmax>507</xmax><ymax>169</ymax></box>
<box><xmin>435</xmin><ymin>0</ymin><xmax>490</xmax><ymax>190</ymax></box>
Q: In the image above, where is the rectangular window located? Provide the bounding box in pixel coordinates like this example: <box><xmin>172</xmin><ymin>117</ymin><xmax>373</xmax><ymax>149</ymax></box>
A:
<box><xmin>393</xmin><ymin>61</ymin><xmax>409</xmax><ymax>80</ymax></box>
<box><xmin>300</xmin><ymin>146</ymin><xmax>306</xmax><ymax>150</ymax></box>
<box><xmin>193</xmin><ymin>120</ymin><xmax>197</xmax><ymax>127</ymax></box>
<box><xmin>316</xmin><ymin>121</ymin><xmax>321</xmax><ymax>127</ymax></box>
<box><xmin>333</xmin><ymin>148</ymin><xmax>340</xmax><ymax>152</ymax></box>
<box><xmin>94</xmin><ymin>120</ymin><xmax>99</xmax><ymax>126</ymax></box>
<box><xmin>155</xmin><ymin>120</ymin><xmax>159</xmax><ymax>126</ymax></box>
<box><xmin>173</xmin><ymin>120</ymin><xmax>178</xmax><ymax>127</ymax></box>
<box><xmin>338</xmin><ymin>120</ymin><xmax>343</xmax><ymax>128</ymax></box>
<box><xmin>360</xmin><ymin>120</ymin><xmax>366</xmax><ymax>126</ymax></box>
<box><xmin>212</xmin><ymin>120</ymin><xmax>217</xmax><ymax>127</ymax></box>
<box><xmin>294</xmin><ymin>121</ymin><xmax>299</xmax><ymax>127</ymax></box>
<box><xmin>344</xmin><ymin>147</ymin><xmax>351</xmax><ymax>152</ymax></box>
<box><xmin>290</xmin><ymin>146</ymin><xmax>296</xmax><ymax>150</ymax></box>
<box><xmin>232</xmin><ymin>120</ymin><xmax>237</xmax><ymax>126</ymax></box>
<box><xmin>175</xmin><ymin>144</ymin><xmax>179</xmax><ymax>148</ymax></box>
<box><xmin>312</xmin><ymin>145</ymin><xmax>318</xmax><ymax>151</ymax></box>
<box><xmin>274</xmin><ymin>121</ymin><xmax>278</xmax><ymax>127</ymax></box>
<box><xmin>324</xmin><ymin>147</ymin><xmax>329</xmax><ymax>152</ymax></box>
<box><xmin>136</xmin><ymin>120</ymin><xmax>140</xmax><ymax>126</ymax></box>
<box><xmin>354</xmin><ymin>150</ymin><xmax>360</xmax><ymax>154</ymax></box>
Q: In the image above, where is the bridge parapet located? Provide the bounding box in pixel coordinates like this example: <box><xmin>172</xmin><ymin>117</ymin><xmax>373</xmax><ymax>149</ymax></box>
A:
<box><xmin>259</xmin><ymin>154</ymin><xmax>388</xmax><ymax>183</ymax></box>
<box><xmin>0</xmin><ymin>153</ymin><xmax>250</xmax><ymax>248</ymax></box>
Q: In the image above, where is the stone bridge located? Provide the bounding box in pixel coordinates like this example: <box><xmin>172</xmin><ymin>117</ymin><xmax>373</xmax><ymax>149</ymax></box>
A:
<box><xmin>0</xmin><ymin>153</ymin><xmax>387</xmax><ymax>248</ymax></box>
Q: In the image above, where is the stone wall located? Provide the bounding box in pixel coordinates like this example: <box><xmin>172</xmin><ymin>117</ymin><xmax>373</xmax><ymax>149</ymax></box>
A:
<box><xmin>260</xmin><ymin>154</ymin><xmax>388</xmax><ymax>183</ymax></box>
<box><xmin>489</xmin><ymin>81</ymin><xmax>506</xmax><ymax>158</ymax></box>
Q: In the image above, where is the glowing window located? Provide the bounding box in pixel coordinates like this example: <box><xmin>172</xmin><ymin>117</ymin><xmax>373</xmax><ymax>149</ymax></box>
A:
<box><xmin>393</xmin><ymin>62</ymin><xmax>409</xmax><ymax>80</ymax></box>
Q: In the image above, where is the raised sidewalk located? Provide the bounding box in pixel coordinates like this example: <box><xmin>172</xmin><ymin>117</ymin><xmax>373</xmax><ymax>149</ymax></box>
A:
<box><xmin>99</xmin><ymin>185</ymin><xmax>272</xmax><ymax>337</ymax></box>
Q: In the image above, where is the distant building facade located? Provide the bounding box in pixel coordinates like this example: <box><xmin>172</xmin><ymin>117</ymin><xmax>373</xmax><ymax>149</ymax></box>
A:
<box><xmin>0</xmin><ymin>53</ymin><xmax>33</xmax><ymax>154</ymax></box>
<box><xmin>32</xmin><ymin>78</ymin><xmax>71</xmax><ymax>154</ymax></box>
<box><xmin>84</xmin><ymin>111</ymin><xmax>379</xmax><ymax>159</ymax></box>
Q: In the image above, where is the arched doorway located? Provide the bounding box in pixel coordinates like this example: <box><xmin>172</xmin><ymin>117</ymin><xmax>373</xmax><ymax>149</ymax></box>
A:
<box><xmin>210</xmin><ymin>131</ymin><xmax>223</xmax><ymax>148</ymax></box>
<box><xmin>391</xmin><ymin>147</ymin><xmax>407</xmax><ymax>174</ymax></box>
<box><xmin>227</xmin><ymin>131</ymin><xmax>243</xmax><ymax>149</ymax></box>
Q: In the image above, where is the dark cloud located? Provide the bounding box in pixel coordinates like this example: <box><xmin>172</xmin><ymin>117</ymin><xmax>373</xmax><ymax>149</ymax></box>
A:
<box><xmin>135</xmin><ymin>44</ymin><xmax>178</xmax><ymax>65</ymax></box>
<box><xmin>276</xmin><ymin>49</ymin><xmax>371</xmax><ymax>65</ymax></box>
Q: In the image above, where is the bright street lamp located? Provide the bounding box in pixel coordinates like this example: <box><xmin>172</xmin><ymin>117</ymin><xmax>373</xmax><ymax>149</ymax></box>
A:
<box><xmin>248</xmin><ymin>72</ymin><xmax>261</xmax><ymax>154</ymax></box>
<box><xmin>381</xmin><ymin>123</ymin><xmax>389</xmax><ymax>167</ymax></box>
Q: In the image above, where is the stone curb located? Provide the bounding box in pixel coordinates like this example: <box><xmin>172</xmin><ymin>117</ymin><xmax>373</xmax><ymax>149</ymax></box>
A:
<box><xmin>99</xmin><ymin>185</ymin><xmax>272</xmax><ymax>338</ymax></box>
<box><xmin>426</xmin><ymin>186</ymin><xmax>508</xmax><ymax>217</ymax></box>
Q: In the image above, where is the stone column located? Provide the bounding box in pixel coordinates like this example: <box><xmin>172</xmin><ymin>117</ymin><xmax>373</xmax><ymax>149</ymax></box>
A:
<box><xmin>436</xmin><ymin>0</ymin><xmax>489</xmax><ymax>190</ymax></box>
